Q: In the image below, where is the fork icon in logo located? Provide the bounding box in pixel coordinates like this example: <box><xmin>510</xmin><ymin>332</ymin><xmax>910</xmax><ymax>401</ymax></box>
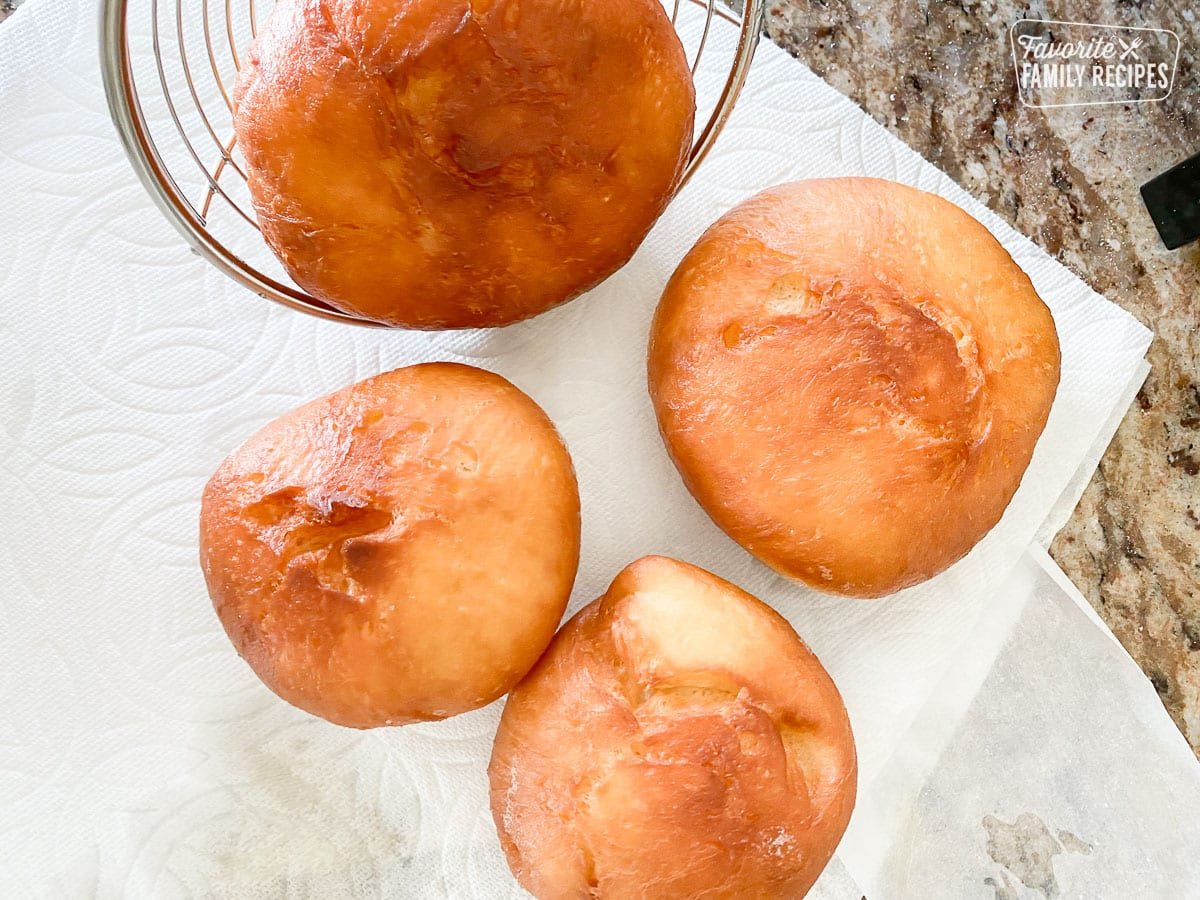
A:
<box><xmin>1118</xmin><ymin>37</ymin><xmax>1144</xmax><ymax>59</ymax></box>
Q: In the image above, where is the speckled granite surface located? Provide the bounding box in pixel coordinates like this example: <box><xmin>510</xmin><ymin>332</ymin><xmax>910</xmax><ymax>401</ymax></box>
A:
<box><xmin>2</xmin><ymin>0</ymin><xmax>1196</xmax><ymax>751</ymax></box>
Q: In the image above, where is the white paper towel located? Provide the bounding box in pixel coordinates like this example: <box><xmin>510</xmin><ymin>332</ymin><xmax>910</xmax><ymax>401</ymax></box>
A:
<box><xmin>850</xmin><ymin>548</ymin><xmax>1200</xmax><ymax>898</ymax></box>
<box><xmin>0</xmin><ymin>0</ymin><xmax>1180</xmax><ymax>896</ymax></box>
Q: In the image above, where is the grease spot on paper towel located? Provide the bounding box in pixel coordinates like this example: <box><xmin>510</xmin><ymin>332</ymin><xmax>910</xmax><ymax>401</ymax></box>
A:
<box><xmin>982</xmin><ymin>812</ymin><xmax>1092</xmax><ymax>898</ymax></box>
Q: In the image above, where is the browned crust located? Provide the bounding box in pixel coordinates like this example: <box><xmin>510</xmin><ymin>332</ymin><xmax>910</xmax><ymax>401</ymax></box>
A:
<box><xmin>233</xmin><ymin>0</ymin><xmax>695</xmax><ymax>328</ymax></box>
<box><xmin>649</xmin><ymin>178</ymin><xmax>1061</xmax><ymax>597</ymax></box>
<box><xmin>199</xmin><ymin>362</ymin><xmax>581</xmax><ymax>727</ymax></box>
<box><xmin>489</xmin><ymin>556</ymin><xmax>857</xmax><ymax>899</ymax></box>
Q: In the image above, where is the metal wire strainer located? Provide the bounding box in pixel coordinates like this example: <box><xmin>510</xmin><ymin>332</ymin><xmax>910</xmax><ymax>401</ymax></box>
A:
<box><xmin>100</xmin><ymin>0</ymin><xmax>766</xmax><ymax>326</ymax></box>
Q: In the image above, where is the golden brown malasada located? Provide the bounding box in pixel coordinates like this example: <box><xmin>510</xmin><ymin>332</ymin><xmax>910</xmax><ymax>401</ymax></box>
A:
<box><xmin>200</xmin><ymin>363</ymin><xmax>580</xmax><ymax>727</ymax></box>
<box><xmin>233</xmin><ymin>0</ymin><xmax>696</xmax><ymax>328</ymax></box>
<box><xmin>489</xmin><ymin>556</ymin><xmax>856</xmax><ymax>898</ymax></box>
<box><xmin>649</xmin><ymin>178</ymin><xmax>1061</xmax><ymax>597</ymax></box>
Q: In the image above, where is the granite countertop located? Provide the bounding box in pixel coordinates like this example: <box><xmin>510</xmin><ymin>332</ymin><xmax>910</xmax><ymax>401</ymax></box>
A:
<box><xmin>1</xmin><ymin>0</ymin><xmax>1196</xmax><ymax>744</ymax></box>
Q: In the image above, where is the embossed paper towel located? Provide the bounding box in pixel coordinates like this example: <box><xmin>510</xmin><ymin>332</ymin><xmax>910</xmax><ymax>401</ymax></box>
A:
<box><xmin>0</xmin><ymin>0</ymin><xmax>1164</xmax><ymax>895</ymax></box>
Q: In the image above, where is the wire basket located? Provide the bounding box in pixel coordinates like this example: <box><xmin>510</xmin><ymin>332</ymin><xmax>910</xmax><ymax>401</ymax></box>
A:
<box><xmin>100</xmin><ymin>0</ymin><xmax>766</xmax><ymax>327</ymax></box>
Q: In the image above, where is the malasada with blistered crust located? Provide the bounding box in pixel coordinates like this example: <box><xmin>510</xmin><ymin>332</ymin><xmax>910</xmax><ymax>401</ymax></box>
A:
<box><xmin>489</xmin><ymin>555</ymin><xmax>856</xmax><ymax>899</ymax></box>
<box><xmin>233</xmin><ymin>0</ymin><xmax>696</xmax><ymax>328</ymax></box>
<box><xmin>199</xmin><ymin>363</ymin><xmax>580</xmax><ymax>728</ymax></box>
<box><xmin>648</xmin><ymin>178</ymin><xmax>1061</xmax><ymax>598</ymax></box>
